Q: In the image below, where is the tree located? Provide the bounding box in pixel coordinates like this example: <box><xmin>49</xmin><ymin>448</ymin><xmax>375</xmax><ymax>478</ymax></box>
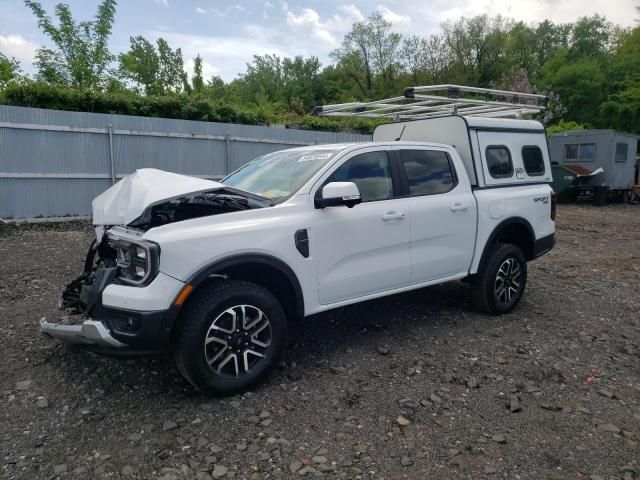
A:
<box><xmin>24</xmin><ymin>0</ymin><xmax>116</xmax><ymax>89</ymax></box>
<box><xmin>332</xmin><ymin>12</ymin><xmax>400</xmax><ymax>97</ymax></box>
<box><xmin>232</xmin><ymin>54</ymin><xmax>323</xmax><ymax>112</ymax></box>
<box><xmin>118</xmin><ymin>36</ymin><xmax>159</xmax><ymax>94</ymax></box>
<box><xmin>206</xmin><ymin>75</ymin><xmax>227</xmax><ymax>100</ymax></box>
<box><xmin>118</xmin><ymin>36</ymin><xmax>187</xmax><ymax>94</ymax></box>
<box><xmin>237</xmin><ymin>54</ymin><xmax>285</xmax><ymax>104</ymax></box>
<box><xmin>532</xmin><ymin>20</ymin><xmax>571</xmax><ymax>68</ymax></box>
<box><xmin>400</xmin><ymin>35</ymin><xmax>425</xmax><ymax>84</ymax></box>
<box><xmin>157</xmin><ymin>38</ymin><xmax>187</xmax><ymax>93</ymax></box>
<box><xmin>569</xmin><ymin>15</ymin><xmax>615</xmax><ymax>60</ymax></box>
<box><xmin>282</xmin><ymin>56</ymin><xmax>322</xmax><ymax>111</ymax></box>
<box><xmin>539</xmin><ymin>53</ymin><xmax>606</xmax><ymax>126</ymax></box>
<box><xmin>192</xmin><ymin>54</ymin><xmax>205</xmax><ymax>93</ymax></box>
<box><xmin>505</xmin><ymin>22</ymin><xmax>536</xmax><ymax>76</ymax></box>
<box><xmin>600</xmin><ymin>27</ymin><xmax>640</xmax><ymax>132</ymax></box>
<box><xmin>368</xmin><ymin>13</ymin><xmax>401</xmax><ymax>93</ymax></box>
<box><xmin>422</xmin><ymin>35</ymin><xmax>450</xmax><ymax>83</ymax></box>
<box><xmin>0</xmin><ymin>53</ymin><xmax>21</xmax><ymax>85</ymax></box>
<box><xmin>441</xmin><ymin>15</ymin><xmax>513</xmax><ymax>86</ymax></box>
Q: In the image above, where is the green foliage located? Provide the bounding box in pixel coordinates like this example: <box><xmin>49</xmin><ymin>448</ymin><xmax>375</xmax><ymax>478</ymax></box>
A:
<box><xmin>1</xmin><ymin>80</ymin><xmax>267</xmax><ymax>124</ymax></box>
<box><xmin>0</xmin><ymin>53</ymin><xmax>21</xmax><ymax>85</ymax></box>
<box><xmin>568</xmin><ymin>15</ymin><xmax>616</xmax><ymax>60</ymax></box>
<box><xmin>231</xmin><ymin>54</ymin><xmax>323</xmax><ymax>112</ymax></box>
<box><xmin>545</xmin><ymin>120</ymin><xmax>585</xmax><ymax>137</ymax></box>
<box><xmin>297</xmin><ymin>114</ymin><xmax>387</xmax><ymax>135</ymax></box>
<box><xmin>24</xmin><ymin>0</ymin><xmax>116</xmax><ymax>89</ymax></box>
<box><xmin>118</xmin><ymin>36</ymin><xmax>160</xmax><ymax>94</ymax></box>
<box><xmin>6</xmin><ymin>3</ymin><xmax>640</xmax><ymax>135</ymax></box>
<box><xmin>538</xmin><ymin>54</ymin><xmax>606</xmax><ymax>126</ymax></box>
<box><xmin>600</xmin><ymin>27</ymin><xmax>640</xmax><ymax>132</ymax></box>
<box><xmin>192</xmin><ymin>54</ymin><xmax>205</xmax><ymax>93</ymax></box>
<box><xmin>118</xmin><ymin>36</ymin><xmax>187</xmax><ymax>94</ymax></box>
<box><xmin>331</xmin><ymin>12</ymin><xmax>401</xmax><ymax>98</ymax></box>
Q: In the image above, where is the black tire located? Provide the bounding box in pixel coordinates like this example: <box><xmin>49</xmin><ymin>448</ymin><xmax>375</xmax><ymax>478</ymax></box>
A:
<box><xmin>174</xmin><ymin>280</ymin><xmax>287</xmax><ymax>395</ymax></box>
<box><xmin>471</xmin><ymin>243</ymin><xmax>527</xmax><ymax>315</ymax></box>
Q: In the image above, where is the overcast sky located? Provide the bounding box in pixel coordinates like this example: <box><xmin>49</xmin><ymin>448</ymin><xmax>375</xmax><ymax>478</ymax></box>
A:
<box><xmin>1</xmin><ymin>0</ymin><xmax>638</xmax><ymax>82</ymax></box>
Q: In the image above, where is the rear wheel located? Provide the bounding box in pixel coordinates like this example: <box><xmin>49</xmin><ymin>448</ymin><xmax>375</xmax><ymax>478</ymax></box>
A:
<box><xmin>174</xmin><ymin>280</ymin><xmax>287</xmax><ymax>395</ymax></box>
<box><xmin>471</xmin><ymin>243</ymin><xmax>527</xmax><ymax>315</ymax></box>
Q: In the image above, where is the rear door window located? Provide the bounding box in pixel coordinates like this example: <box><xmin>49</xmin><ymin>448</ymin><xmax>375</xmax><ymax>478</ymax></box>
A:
<box><xmin>522</xmin><ymin>146</ymin><xmax>545</xmax><ymax>176</ymax></box>
<box><xmin>486</xmin><ymin>146</ymin><xmax>513</xmax><ymax>178</ymax></box>
<box><xmin>398</xmin><ymin>150</ymin><xmax>456</xmax><ymax>195</ymax></box>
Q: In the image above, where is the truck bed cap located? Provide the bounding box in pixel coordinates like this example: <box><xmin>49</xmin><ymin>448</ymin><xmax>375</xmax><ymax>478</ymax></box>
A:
<box><xmin>464</xmin><ymin>116</ymin><xmax>544</xmax><ymax>131</ymax></box>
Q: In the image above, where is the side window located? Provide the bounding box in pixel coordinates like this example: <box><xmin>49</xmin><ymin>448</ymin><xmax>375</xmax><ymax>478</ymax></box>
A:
<box><xmin>326</xmin><ymin>151</ymin><xmax>393</xmax><ymax>202</ymax></box>
<box><xmin>563</xmin><ymin>144</ymin><xmax>578</xmax><ymax>160</ymax></box>
<box><xmin>615</xmin><ymin>142</ymin><xmax>628</xmax><ymax>162</ymax></box>
<box><xmin>486</xmin><ymin>146</ymin><xmax>513</xmax><ymax>178</ymax></box>
<box><xmin>399</xmin><ymin>150</ymin><xmax>456</xmax><ymax>195</ymax></box>
<box><xmin>563</xmin><ymin>143</ymin><xmax>595</xmax><ymax>162</ymax></box>
<box><xmin>579</xmin><ymin>143</ymin><xmax>595</xmax><ymax>161</ymax></box>
<box><xmin>522</xmin><ymin>146</ymin><xmax>545</xmax><ymax>176</ymax></box>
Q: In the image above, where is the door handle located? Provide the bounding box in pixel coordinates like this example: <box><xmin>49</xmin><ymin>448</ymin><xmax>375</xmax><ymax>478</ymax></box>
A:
<box><xmin>382</xmin><ymin>211</ymin><xmax>405</xmax><ymax>221</ymax></box>
<box><xmin>450</xmin><ymin>202</ymin><xmax>469</xmax><ymax>212</ymax></box>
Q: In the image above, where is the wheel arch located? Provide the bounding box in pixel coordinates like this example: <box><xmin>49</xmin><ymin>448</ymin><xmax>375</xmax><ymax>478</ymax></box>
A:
<box><xmin>476</xmin><ymin>217</ymin><xmax>536</xmax><ymax>273</ymax></box>
<box><xmin>175</xmin><ymin>254</ymin><xmax>305</xmax><ymax>333</ymax></box>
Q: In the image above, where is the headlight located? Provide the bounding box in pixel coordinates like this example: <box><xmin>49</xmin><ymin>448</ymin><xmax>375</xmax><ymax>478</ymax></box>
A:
<box><xmin>109</xmin><ymin>238</ymin><xmax>160</xmax><ymax>286</ymax></box>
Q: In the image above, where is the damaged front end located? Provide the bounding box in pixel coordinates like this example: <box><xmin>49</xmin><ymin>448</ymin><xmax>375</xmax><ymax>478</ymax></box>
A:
<box><xmin>40</xmin><ymin>228</ymin><xmax>162</xmax><ymax>351</ymax></box>
<box><xmin>41</xmin><ymin>168</ymin><xmax>268</xmax><ymax>354</ymax></box>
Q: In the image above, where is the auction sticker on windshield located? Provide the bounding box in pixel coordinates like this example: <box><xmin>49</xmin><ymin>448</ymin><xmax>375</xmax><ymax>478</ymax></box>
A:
<box><xmin>298</xmin><ymin>152</ymin><xmax>334</xmax><ymax>162</ymax></box>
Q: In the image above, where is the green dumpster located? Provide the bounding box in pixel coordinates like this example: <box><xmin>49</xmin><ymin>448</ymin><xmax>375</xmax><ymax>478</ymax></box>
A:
<box><xmin>551</xmin><ymin>164</ymin><xmax>578</xmax><ymax>203</ymax></box>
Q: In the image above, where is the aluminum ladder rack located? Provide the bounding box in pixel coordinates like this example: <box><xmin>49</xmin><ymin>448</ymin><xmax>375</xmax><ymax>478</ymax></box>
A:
<box><xmin>313</xmin><ymin>84</ymin><xmax>547</xmax><ymax>121</ymax></box>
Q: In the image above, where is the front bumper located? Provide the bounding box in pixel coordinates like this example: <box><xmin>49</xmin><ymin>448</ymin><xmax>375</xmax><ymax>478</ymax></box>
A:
<box><xmin>39</xmin><ymin>306</ymin><xmax>173</xmax><ymax>355</ymax></box>
<box><xmin>40</xmin><ymin>318</ymin><xmax>127</xmax><ymax>348</ymax></box>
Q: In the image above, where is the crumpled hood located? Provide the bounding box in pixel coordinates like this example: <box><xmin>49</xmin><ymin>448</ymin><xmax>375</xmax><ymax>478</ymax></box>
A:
<box><xmin>92</xmin><ymin>168</ymin><xmax>225</xmax><ymax>226</ymax></box>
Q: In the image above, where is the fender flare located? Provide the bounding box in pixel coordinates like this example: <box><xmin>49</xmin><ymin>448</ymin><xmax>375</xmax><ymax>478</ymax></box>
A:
<box><xmin>476</xmin><ymin>217</ymin><xmax>535</xmax><ymax>272</ymax></box>
<box><xmin>186</xmin><ymin>253</ymin><xmax>305</xmax><ymax>320</ymax></box>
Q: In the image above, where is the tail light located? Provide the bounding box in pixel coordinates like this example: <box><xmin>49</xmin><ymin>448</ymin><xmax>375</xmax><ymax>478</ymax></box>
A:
<box><xmin>551</xmin><ymin>191</ymin><xmax>557</xmax><ymax>221</ymax></box>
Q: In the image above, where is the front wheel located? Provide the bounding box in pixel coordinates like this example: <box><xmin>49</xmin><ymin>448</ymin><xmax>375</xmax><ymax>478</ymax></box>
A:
<box><xmin>471</xmin><ymin>243</ymin><xmax>527</xmax><ymax>315</ymax></box>
<box><xmin>174</xmin><ymin>280</ymin><xmax>287</xmax><ymax>395</ymax></box>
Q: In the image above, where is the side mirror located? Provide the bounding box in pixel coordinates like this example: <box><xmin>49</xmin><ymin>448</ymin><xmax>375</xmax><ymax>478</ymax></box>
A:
<box><xmin>315</xmin><ymin>182</ymin><xmax>362</xmax><ymax>209</ymax></box>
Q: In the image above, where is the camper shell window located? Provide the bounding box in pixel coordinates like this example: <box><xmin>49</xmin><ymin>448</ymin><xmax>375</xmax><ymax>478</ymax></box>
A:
<box><xmin>486</xmin><ymin>146</ymin><xmax>514</xmax><ymax>179</ymax></box>
<box><xmin>522</xmin><ymin>146</ymin><xmax>545</xmax><ymax>176</ymax></box>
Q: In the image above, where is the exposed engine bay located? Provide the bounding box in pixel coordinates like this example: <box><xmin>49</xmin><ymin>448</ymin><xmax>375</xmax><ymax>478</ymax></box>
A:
<box><xmin>128</xmin><ymin>189</ymin><xmax>268</xmax><ymax>231</ymax></box>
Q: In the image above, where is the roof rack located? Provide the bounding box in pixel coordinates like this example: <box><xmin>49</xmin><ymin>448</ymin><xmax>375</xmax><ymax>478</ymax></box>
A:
<box><xmin>313</xmin><ymin>84</ymin><xmax>547</xmax><ymax>121</ymax></box>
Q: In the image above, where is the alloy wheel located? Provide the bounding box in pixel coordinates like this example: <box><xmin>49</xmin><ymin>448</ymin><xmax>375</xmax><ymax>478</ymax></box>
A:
<box><xmin>204</xmin><ymin>305</ymin><xmax>272</xmax><ymax>379</ymax></box>
<box><xmin>494</xmin><ymin>257</ymin><xmax>522</xmax><ymax>306</ymax></box>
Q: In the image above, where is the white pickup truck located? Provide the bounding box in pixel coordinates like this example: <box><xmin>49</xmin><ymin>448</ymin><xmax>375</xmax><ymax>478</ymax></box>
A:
<box><xmin>41</xmin><ymin>113</ymin><xmax>556</xmax><ymax>394</ymax></box>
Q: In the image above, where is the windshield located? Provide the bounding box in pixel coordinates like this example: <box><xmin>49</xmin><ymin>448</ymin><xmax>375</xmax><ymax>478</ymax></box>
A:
<box><xmin>222</xmin><ymin>148</ymin><xmax>343</xmax><ymax>202</ymax></box>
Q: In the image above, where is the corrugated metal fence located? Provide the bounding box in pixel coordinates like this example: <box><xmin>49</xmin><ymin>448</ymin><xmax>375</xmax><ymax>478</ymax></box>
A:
<box><xmin>0</xmin><ymin>105</ymin><xmax>371</xmax><ymax>220</ymax></box>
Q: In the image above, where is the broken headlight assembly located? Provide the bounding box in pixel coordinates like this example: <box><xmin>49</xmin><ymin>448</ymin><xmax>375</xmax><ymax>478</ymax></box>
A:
<box><xmin>108</xmin><ymin>237</ymin><xmax>160</xmax><ymax>286</ymax></box>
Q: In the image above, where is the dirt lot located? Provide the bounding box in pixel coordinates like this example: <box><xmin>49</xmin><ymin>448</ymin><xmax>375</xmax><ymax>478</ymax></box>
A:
<box><xmin>1</xmin><ymin>204</ymin><xmax>639</xmax><ymax>480</ymax></box>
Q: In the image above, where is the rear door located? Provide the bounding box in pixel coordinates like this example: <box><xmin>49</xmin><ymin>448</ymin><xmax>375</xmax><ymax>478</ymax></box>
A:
<box><xmin>392</xmin><ymin>147</ymin><xmax>476</xmax><ymax>283</ymax></box>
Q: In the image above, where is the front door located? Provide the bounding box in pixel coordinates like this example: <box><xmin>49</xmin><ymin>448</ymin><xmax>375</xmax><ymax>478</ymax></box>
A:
<box><xmin>311</xmin><ymin>149</ymin><xmax>411</xmax><ymax>305</ymax></box>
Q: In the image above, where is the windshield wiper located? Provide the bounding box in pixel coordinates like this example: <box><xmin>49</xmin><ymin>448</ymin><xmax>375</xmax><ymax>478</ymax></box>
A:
<box><xmin>218</xmin><ymin>186</ymin><xmax>271</xmax><ymax>207</ymax></box>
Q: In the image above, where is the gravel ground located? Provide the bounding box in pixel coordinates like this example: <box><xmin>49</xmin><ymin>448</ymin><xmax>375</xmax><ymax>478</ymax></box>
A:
<box><xmin>1</xmin><ymin>204</ymin><xmax>639</xmax><ymax>480</ymax></box>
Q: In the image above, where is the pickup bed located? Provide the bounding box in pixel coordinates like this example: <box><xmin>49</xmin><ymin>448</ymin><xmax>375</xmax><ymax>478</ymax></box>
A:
<box><xmin>41</xmin><ymin>115</ymin><xmax>556</xmax><ymax>394</ymax></box>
